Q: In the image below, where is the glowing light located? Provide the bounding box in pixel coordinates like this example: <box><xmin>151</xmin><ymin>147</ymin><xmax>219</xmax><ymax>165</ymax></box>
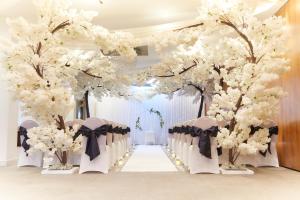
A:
<box><xmin>118</xmin><ymin>160</ymin><xmax>124</xmax><ymax>166</ymax></box>
<box><xmin>157</xmin><ymin>9</ymin><xmax>173</xmax><ymax>19</ymax></box>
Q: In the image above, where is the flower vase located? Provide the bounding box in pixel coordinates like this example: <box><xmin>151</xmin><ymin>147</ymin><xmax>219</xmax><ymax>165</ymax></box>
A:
<box><xmin>220</xmin><ymin>163</ymin><xmax>254</xmax><ymax>175</ymax></box>
<box><xmin>41</xmin><ymin>151</ymin><xmax>79</xmax><ymax>175</ymax></box>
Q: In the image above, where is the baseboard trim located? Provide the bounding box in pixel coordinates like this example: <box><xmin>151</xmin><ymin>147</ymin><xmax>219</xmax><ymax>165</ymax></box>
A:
<box><xmin>0</xmin><ymin>158</ymin><xmax>17</xmax><ymax>167</ymax></box>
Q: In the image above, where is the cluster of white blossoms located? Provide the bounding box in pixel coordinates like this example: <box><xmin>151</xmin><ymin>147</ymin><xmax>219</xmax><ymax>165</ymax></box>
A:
<box><xmin>2</xmin><ymin>0</ymin><xmax>137</xmax><ymax>164</ymax></box>
<box><xmin>142</xmin><ymin>0</ymin><xmax>290</xmax><ymax>162</ymax></box>
<box><xmin>26</xmin><ymin>125</ymin><xmax>82</xmax><ymax>160</ymax></box>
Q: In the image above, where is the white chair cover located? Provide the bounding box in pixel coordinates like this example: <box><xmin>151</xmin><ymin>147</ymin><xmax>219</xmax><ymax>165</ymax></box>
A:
<box><xmin>189</xmin><ymin>117</ymin><xmax>220</xmax><ymax>174</ymax></box>
<box><xmin>79</xmin><ymin>118</ymin><xmax>110</xmax><ymax>174</ymax></box>
<box><xmin>255</xmin><ymin>134</ymin><xmax>279</xmax><ymax>167</ymax></box>
<box><xmin>221</xmin><ymin>122</ymin><xmax>279</xmax><ymax>168</ymax></box>
<box><xmin>17</xmin><ymin>120</ymin><xmax>43</xmax><ymax>167</ymax></box>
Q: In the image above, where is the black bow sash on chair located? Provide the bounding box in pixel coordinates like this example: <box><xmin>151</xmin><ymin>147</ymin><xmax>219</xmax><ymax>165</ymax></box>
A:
<box><xmin>190</xmin><ymin>126</ymin><xmax>219</xmax><ymax>159</ymax></box>
<box><xmin>249</xmin><ymin>125</ymin><xmax>279</xmax><ymax>157</ymax></box>
<box><xmin>261</xmin><ymin>126</ymin><xmax>278</xmax><ymax>157</ymax></box>
<box><xmin>75</xmin><ymin>125</ymin><xmax>110</xmax><ymax>161</ymax></box>
<box><xmin>17</xmin><ymin>126</ymin><xmax>30</xmax><ymax>156</ymax></box>
<box><xmin>168</xmin><ymin>128</ymin><xmax>174</xmax><ymax>134</ymax></box>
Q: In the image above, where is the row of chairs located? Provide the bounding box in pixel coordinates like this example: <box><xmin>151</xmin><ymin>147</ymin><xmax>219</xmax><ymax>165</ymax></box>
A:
<box><xmin>17</xmin><ymin>118</ymin><xmax>133</xmax><ymax>174</ymax></box>
<box><xmin>168</xmin><ymin>117</ymin><xmax>279</xmax><ymax>174</ymax></box>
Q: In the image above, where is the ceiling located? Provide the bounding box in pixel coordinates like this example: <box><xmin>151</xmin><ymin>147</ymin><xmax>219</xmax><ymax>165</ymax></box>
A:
<box><xmin>0</xmin><ymin>0</ymin><xmax>287</xmax><ymax>36</ymax></box>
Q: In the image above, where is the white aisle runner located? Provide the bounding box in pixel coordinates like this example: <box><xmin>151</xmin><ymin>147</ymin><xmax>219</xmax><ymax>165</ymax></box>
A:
<box><xmin>122</xmin><ymin>145</ymin><xmax>178</xmax><ymax>172</ymax></box>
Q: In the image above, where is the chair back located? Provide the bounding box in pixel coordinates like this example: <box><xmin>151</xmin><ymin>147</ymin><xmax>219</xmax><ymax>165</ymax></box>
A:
<box><xmin>193</xmin><ymin>117</ymin><xmax>217</xmax><ymax>130</ymax></box>
<box><xmin>83</xmin><ymin>117</ymin><xmax>106</xmax><ymax>130</ymax></box>
<box><xmin>20</xmin><ymin>120</ymin><xmax>38</xmax><ymax>129</ymax></box>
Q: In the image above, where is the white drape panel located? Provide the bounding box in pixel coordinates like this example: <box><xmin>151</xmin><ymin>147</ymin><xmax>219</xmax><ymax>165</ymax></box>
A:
<box><xmin>95</xmin><ymin>92</ymin><xmax>199</xmax><ymax>145</ymax></box>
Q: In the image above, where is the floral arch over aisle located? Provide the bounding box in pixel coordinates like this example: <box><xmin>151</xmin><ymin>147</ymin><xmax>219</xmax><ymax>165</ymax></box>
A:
<box><xmin>1</xmin><ymin>0</ymin><xmax>290</xmax><ymax>168</ymax></box>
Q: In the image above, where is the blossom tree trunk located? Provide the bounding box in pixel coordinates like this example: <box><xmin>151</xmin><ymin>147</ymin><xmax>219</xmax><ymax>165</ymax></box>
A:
<box><xmin>197</xmin><ymin>94</ymin><xmax>205</xmax><ymax>118</ymax></box>
<box><xmin>56</xmin><ymin>115</ymin><xmax>68</xmax><ymax>166</ymax></box>
<box><xmin>75</xmin><ymin>90</ymin><xmax>90</xmax><ymax>120</ymax></box>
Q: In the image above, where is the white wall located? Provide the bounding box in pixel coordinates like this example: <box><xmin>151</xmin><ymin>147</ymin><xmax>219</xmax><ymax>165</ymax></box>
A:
<box><xmin>0</xmin><ymin>72</ymin><xmax>18</xmax><ymax>166</ymax></box>
<box><xmin>94</xmin><ymin>87</ymin><xmax>200</xmax><ymax>145</ymax></box>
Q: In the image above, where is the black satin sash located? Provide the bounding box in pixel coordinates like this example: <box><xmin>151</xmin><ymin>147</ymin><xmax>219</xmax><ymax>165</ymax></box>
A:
<box><xmin>260</xmin><ymin>126</ymin><xmax>278</xmax><ymax>157</ymax></box>
<box><xmin>189</xmin><ymin>126</ymin><xmax>219</xmax><ymax>159</ymax></box>
<box><xmin>75</xmin><ymin>125</ymin><xmax>110</xmax><ymax>161</ymax></box>
<box><xmin>198</xmin><ymin>126</ymin><xmax>218</xmax><ymax>159</ymax></box>
<box><xmin>250</xmin><ymin>125</ymin><xmax>278</xmax><ymax>156</ymax></box>
<box><xmin>17</xmin><ymin>126</ymin><xmax>30</xmax><ymax>156</ymax></box>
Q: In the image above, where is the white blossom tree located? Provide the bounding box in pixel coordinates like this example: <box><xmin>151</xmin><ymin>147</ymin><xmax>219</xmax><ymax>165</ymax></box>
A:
<box><xmin>142</xmin><ymin>0</ymin><xmax>290</xmax><ymax>166</ymax></box>
<box><xmin>1</xmin><ymin>0</ymin><xmax>136</xmax><ymax>166</ymax></box>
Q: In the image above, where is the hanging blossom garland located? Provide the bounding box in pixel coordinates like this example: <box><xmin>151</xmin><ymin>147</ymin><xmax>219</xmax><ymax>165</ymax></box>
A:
<box><xmin>1</xmin><ymin>0</ymin><xmax>137</xmax><ymax>167</ymax></box>
<box><xmin>142</xmin><ymin>0</ymin><xmax>290</xmax><ymax>167</ymax></box>
<box><xmin>149</xmin><ymin>108</ymin><xmax>164</xmax><ymax>128</ymax></box>
<box><xmin>135</xmin><ymin>117</ymin><xmax>143</xmax><ymax>131</ymax></box>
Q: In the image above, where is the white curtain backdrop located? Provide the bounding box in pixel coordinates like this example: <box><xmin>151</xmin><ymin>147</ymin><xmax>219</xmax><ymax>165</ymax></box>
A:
<box><xmin>94</xmin><ymin>87</ymin><xmax>200</xmax><ymax>145</ymax></box>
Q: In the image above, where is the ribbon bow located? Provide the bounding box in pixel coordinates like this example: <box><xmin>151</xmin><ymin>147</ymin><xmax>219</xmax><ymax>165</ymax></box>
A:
<box><xmin>76</xmin><ymin>125</ymin><xmax>110</xmax><ymax>161</ymax></box>
<box><xmin>198</xmin><ymin>126</ymin><xmax>218</xmax><ymax>159</ymax></box>
<box><xmin>17</xmin><ymin>126</ymin><xmax>30</xmax><ymax>156</ymax></box>
<box><xmin>260</xmin><ymin>126</ymin><xmax>279</xmax><ymax>157</ymax></box>
<box><xmin>168</xmin><ymin>128</ymin><xmax>174</xmax><ymax>134</ymax></box>
<box><xmin>190</xmin><ymin>126</ymin><xmax>218</xmax><ymax>159</ymax></box>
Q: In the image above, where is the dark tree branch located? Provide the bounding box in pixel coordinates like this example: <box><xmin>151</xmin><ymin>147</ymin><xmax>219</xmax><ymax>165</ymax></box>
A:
<box><xmin>84</xmin><ymin>91</ymin><xmax>90</xmax><ymax>118</ymax></box>
<box><xmin>51</xmin><ymin>20</ymin><xmax>71</xmax><ymax>34</ymax></box>
<box><xmin>220</xmin><ymin>16</ymin><xmax>257</xmax><ymax>64</ymax></box>
<box><xmin>187</xmin><ymin>83</ymin><xmax>204</xmax><ymax>94</ymax></box>
<box><xmin>82</xmin><ymin>70</ymin><xmax>103</xmax><ymax>79</ymax></box>
<box><xmin>156</xmin><ymin>61</ymin><xmax>197</xmax><ymax>78</ymax></box>
<box><xmin>174</xmin><ymin>23</ymin><xmax>204</xmax><ymax>31</ymax></box>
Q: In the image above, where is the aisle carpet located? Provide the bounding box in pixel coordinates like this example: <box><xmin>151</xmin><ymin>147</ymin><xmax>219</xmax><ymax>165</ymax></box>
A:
<box><xmin>121</xmin><ymin>145</ymin><xmax>178</xmax><ymax>172</ymax></box>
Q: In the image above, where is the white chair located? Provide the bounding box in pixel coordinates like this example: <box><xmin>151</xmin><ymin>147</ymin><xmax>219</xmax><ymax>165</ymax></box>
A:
<box><xmin>189</xmin><ymin>117</ymin><xmax>220</xmax><ymax>174</ymax></box>
<box><xmin>222</xmin><ymin>125</ymin><xmax>279</xmax><ymax>168</ymax></box>
<box><xmin>255</xmin><ymin>134</ymin><xmax>279</xmax><ymax>167</ymax></box>
<box><xmin>79</xmin><ymin>118</ymin><xmax>110</xmax><ymax>174</ymax></box>
<box><xmin>111</xmin><ymin>122</ymin><xmax>119</xmax><ymax>167</ymax></box>
<box><xmin>116</xmin><ymin>128</ymin><xmax>124</xmax><ymax>161</ymax></box>
<box><xmin>182</xmin><ymin>121</ymin><xmax>194</xmax><ymax>168</ymax></box>
<box><xmin>17</xmin><ymin>120</ymin><xmax>43</xmax><ymax>167</ymax></box>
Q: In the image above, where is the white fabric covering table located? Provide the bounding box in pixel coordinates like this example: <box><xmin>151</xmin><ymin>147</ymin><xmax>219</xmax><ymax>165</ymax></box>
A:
<box><xmin>144</xmin><ymin>131</ymin><xmax>156</xmax><ymax>145</ymax></box>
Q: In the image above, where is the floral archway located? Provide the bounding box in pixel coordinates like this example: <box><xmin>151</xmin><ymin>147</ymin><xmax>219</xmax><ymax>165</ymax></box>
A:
<box><xmin>1</xmin><ymin>0</ymin><xmax>289</xmax><ymax>168</ymax></box>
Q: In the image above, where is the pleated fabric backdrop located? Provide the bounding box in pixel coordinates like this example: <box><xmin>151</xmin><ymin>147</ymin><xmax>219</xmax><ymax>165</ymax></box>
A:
<box><xmin>94</xmin><ymin>90</ymin><xmax>200</xmax><ymax>145</ymax></box>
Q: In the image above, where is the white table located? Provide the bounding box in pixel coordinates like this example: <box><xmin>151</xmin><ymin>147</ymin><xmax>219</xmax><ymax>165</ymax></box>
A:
<box><xmin>144</xmin><ymin>131</ymin><xmax>156</xmax><ymax>145</ymax></box>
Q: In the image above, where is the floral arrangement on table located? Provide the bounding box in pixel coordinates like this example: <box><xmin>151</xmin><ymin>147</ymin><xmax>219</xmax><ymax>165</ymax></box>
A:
<box><xmin>135</xmin><ymin>117</ymin><xmax>143</xmax><ymax>131</ymax></box>
<box><xmin>138</xmin><ymin>0</ymin><xmax>290</xmax><ymax>168</ymax></box>
<box><xmin>149</xmin><ymin>108</ymin><xmax>164</xmax><ymax>128</ymax></box>
<box><xmin>1</xmin><ymin>0</ymin><xmax>137</xmax><ymax>169</ymax></box>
